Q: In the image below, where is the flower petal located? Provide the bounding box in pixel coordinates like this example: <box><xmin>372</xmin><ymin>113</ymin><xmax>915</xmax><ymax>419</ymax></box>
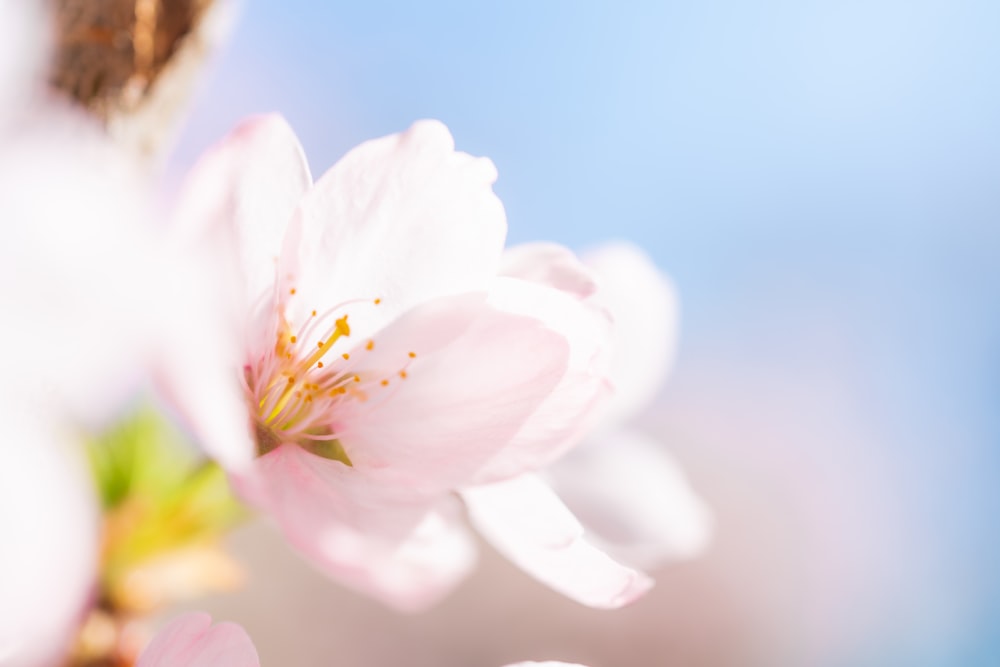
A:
<box><xmin>500</xmin><ymin>242</ymin><xmax>599</xmax><ymax>298</ymax></box>
<box><xmin>582</xmin><ymin>242</ymin><xmax>679</xmax><ymax>427</ymax></box>
<box><xmin>278</xmin><ymin>120</ymin><xmax>506</xmax><ymax>342</ymax></box>
<box><xmin>547</xmin><ymin>429</ymin><xmax>713</xmax><ymax>569</ymax></box>
<box><xmin>502</xmin><ymin>663</ymin><xmax>590</xmax><ymax>667</ymax></box>
<box><xmin>462</xmin><ymin>474</ymin><xmax>653</xmax><ymax>609</ymax></box>
<box><xmin>471</xmin><ymin>275</ymin><xmax>611</xmax><ymax>483</ymax></box>
<box><xmin>173</xmin><ymin>113</ymin><xmax>312</xmax><ymax>324</ymax></box>
<box><xmin>137</xmin><ymin>612</ymin><xmax>259</xmax><ymax>667</ymax></box>
<box><xmin>234</xmin><ymin>445</ymin><xmax>477</xmax><ymax>611</ymax></box>
<box><xmin>336</xmin><ymin>294</ymin><xmax>571</xmax><ymax>494</ymax></box>
<box><xmin>0</xmin><ymin>418</ymin><xmax>98</xmax><ymax>667</ymax></box>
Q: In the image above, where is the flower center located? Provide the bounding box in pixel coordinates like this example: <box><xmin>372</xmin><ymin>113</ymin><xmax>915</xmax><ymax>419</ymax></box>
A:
<box><xmin>246</xmin><ymin>294</ymin><xmax>415</xmax><ymax>463</ymax></box>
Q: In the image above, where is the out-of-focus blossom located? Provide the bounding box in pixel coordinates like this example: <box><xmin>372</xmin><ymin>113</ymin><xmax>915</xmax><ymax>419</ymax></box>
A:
<box><xmin>0</xmin><ymin>4</ymin><xmax>249</xmax><ymax>665</ymax></box>
<box><xmin>136</xmin><ymin>613</ymin><xmax>259</xmax><ymax>667</ymax></box>
<box><xmin>541</xmin><ymin>242</ymin><xmax>712</xmax><ymax>570</ymax></box>
<box><xmin>503</xmin><ymin>663</ymin><xmax>589</xmax><ymax>667</ymax></box>
<box><xmin>174</xmin><ymin>115</ymin><xmax>649</xmax><ymax>610</ymax></box>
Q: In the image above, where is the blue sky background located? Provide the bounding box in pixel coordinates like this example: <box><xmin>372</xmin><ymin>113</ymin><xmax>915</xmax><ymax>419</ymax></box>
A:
<box><xmin>172</xmin><ymin>2</ymin><xmax>1000</xmax><ymax>664</ymax></box>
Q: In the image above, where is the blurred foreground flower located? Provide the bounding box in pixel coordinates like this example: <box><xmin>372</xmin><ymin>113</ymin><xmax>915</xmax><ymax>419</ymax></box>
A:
<box><xmin>543</xmin><ymin>242</ymin><xmax>712</xmax><ymax>569</ymax></box>
<box><xmin>0</xmin><ymin>4</ymin><xmax>248</xmax><ymax>664</ymax></box>
<box><xmin>173</xmin><ymin>115</ymin><xmax>650</xmax><ymax>610</ymax></box>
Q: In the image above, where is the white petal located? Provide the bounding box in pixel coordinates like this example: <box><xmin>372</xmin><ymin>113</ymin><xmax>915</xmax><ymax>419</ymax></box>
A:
<box><xmin>501</xmin><ymin>242</ymin><xmax>599</xmax><ymax>298</ymax></box>
<box><xmin>463</xmin><ymin>474</ymin><xmax>653</xmax><ymax>609</ymax></box>
<box><xmin>547</xmin><ymin>429</ymin><xmax>713</xmax><ymax>569</ymax></box>
<box><xmin>0</xmin><ymin>418</ymin><xmax>98</xmax><ymax>667</ymax></box>
<box><xmin>582</xmin><ymin>241</ymin><xmax>679</xmax><ymax>427</ymax></box>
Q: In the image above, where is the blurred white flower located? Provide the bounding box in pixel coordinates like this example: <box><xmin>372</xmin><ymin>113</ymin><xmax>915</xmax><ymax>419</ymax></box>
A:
<box><xmin>0</xmin><ymin>4</ymin><xmax>250</xmax><ymax>665</ymax></box>
<box><xmin>172</xmin><ymin>115</ymin><xmax>650</xmax><ymax>611</ymax></box>
<box><xmin>0</xmin><ymin>416</ymin><xmax>99</xmax><ymax>667</ymax></box>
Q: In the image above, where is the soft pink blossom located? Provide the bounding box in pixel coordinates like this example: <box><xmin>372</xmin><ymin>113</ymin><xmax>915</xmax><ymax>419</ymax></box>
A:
<box><xmin>137</xmin><ymin>613</ymin><xmax>259</xmax><ymax>667</ymax></box>
<box><xmin>176</xmin><ymin>116</ymin><xmax>647</xmax><ymax>610</ymax></box>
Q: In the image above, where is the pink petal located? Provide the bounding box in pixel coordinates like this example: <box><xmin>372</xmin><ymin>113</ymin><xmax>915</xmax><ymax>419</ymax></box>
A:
<box><xmin>234</xmin><ymin>445</ymin><xmax>477</xmax><ymax>611</ymax></box>
<box><xmin>462</xmin><ymin>474</ymin><xmax>653</xmax><ymax>609</ymax></box>
<box><xmin>502</xmin><ymin>663</ymin><xmax>590</xmax><ymax>667</ymax></box>
<box><xmin>0</xmin><ymin>418</ymin><xmax>98</xmax><ymax>667</ymax></box>
<box><xmin>471</xmin><ymin>276</ymin><xmax>611</xmax><ymax>483</ymax></box>
<box><xmin>172</xmin><ymin>114</ymin><xmax>312</xmax><ymax>334</ymax></box>
<box><xmin>500</xmin><ymin>242</ymin><xmax>599</xmax><ymax>298</ymax></box>
<box><xmin>335</xmin><ymin>294</ymin><xmax>571</xmax><ymax>494</ymax></box>
<box><xmin>547</xmin><ymin>429</ymin><xmax>713</xmax><ymax>570</ymax></box>
<box><xmin>162</xmin><ymin>115</ymin><xmax>311</xmax><ymax>471</ymax></box>
<box><xmin>278</xmin><ymin>120</ymin><xmax>507</xmax><ymax>343</ymax></box>
<box><xmin>581</xmin><ymin>242</ymin><xmax>679</xmax><ymax>427</ymax></box>
<box><xmin>137</xmin><ymin>612</ymin><xmax>259</xmax><ymax>667</ymax></box>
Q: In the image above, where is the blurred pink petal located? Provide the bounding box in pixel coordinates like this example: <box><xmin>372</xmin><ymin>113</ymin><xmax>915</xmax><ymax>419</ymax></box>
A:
<box><xmin>177</xmin><ymin>117</ymin><xmax>617</xmax><ymax>609</ymax></box>
<box><xmin>137</xmin><ymin>613</ymin><xmax>259</xmax><ymax>667</ymax></box>
<box><xmin>502</xmin><ymin>663</ymin><xmax>589</xmax><ymax>666</ymax></box>
<box><xmin>533</xmin><ymin>242</ymin><xmax>712</xmax><ymax>570</ymax></box>
<box><xmin>500</xmin><ymin>242</ymin><xmax>599</xmax><ymax>298</ymax></box>
<box><xmin>471</xmin><ymin>274</ymin><xmax>612</xmax><ymax>482</ymax></box>
<box><xmin>582</xmin><ymin>241</ymin><xmax>679</xmax><ymax>427</ymax></box>
<box><xmin>463</xmin><ymin>474</ymin><xmax>653</xmax><ymax>609</ymax></box>
<box><xmin>547</xmin><ymin>429</ymin><xmax>712</xmax><ymax>569</ymax></box>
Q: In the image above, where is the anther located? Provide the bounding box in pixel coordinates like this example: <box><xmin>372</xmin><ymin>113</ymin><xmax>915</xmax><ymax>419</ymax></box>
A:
<box><xmin>335</xmin><ymin>316</ymin><xmax>351</xmax><ymax>337</ymax></box>
<box><xmin>408</xmin><ymin>351</ymin><xmax>416</xmax><ymax>358</ymax></box>
<box><xmin>290</xmin><ymin>336</ymin><xmax>297</xmax><ymax>343</ymax></box>
<box><xmin>399</xmin><ymin>370</ymin><xmax>408</xmax><ymax>379</ymax></box>
<box><xmin>317</xmin><ymin>361</ymin><xmax>324</xmax><ymax>368</ymax></box>
<box><xmin>290</xmin><ymin>288</ymin><xmax>296</xmax><ymax>295</ymax></box>
<box><xmin>366</xmin><ymin>340</ymin><xmax>374</xmax><ymax>351</ymax></box>
<box><xmin>353</xmin><ymin>375</ymin><xmax>360</xmax><ymax>383</ymax></box>
<box><xmin>342</xmin><ymin>353</ymin><xmax>350</xmax><ymax>360</ymax></box>
<box><xmin>374</xmin><ymin>298</ymin><xmax>382</xmax><ymax>305</ymax></box>
<box><xmin>381</xmin><ymin>379</ymin><xmax>389</xmax><ymax>387</ymax></box>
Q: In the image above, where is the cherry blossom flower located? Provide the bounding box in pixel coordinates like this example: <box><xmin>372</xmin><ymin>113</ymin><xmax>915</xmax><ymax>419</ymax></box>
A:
<box><xmin>176</xmin><ymin>115</ymin><xmax>649</xmax><ymax>610</ymax></box>
<box><xmin>137</xmin><ymin>613</ymin><xmax>259</xmax><ymax>667</ymax></box>
<box><xmin>541</xmin><ymin>242</ymin><xmax>713</xmax><ymax>570</ymax></box>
